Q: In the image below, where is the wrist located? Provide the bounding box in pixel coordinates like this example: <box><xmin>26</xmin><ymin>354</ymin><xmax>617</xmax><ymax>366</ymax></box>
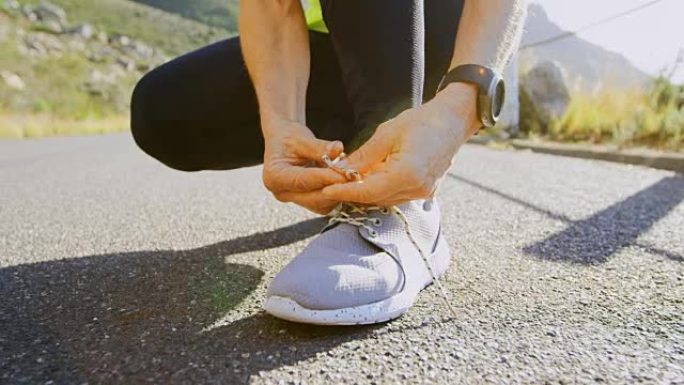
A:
<box><xmin>260</xmin><ymin>114</ymin><xmax>315</xmax><ymax>149</ymax></box>
<box><xmin>261</xmin><ymin>113</ymin><xmax>300</xmax><ymax>138</ymax></box>
<box><xmin>258</xmin><ymin>96</ymin><xmax>307</xmax><ymax>136</ymax></box>
<box><xmin>434</xmin><ymin>82</ymin><xmax>480</xmax><ymax>138</ymax></box>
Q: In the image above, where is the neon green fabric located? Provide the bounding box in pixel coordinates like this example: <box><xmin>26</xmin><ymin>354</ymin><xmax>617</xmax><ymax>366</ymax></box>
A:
<box><xmin>304</xmin><ymin>0</ymin><xmax>329</xmax><ymax>33</ymax></box>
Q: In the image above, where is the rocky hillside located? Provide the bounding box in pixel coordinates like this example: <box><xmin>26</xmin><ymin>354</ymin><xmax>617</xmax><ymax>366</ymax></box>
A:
<box><xmin>521</xmin><ymin>3</ymin><xmax>650</xmax><ymax>92</ymax></box>
<box><xmin>131</xmin><ymin>0</ymin><xmax>239</xmax><ymax>31</ymax></box>
<box><xmin>17</xmin><ymin>0</ymin><xmax>229</xmax><ymax>56</ymax></box>
<box><xmin>0</xmin><ymin>0</ymin><xmax>230</xmax><ymax>137</ymax></box>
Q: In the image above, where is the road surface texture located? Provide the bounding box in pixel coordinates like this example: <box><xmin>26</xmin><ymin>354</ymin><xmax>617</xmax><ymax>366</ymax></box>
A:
<box><xmin>1</xmin><ymin>134</ymin><xmax>682</xmax><ymax>384</ymax></box>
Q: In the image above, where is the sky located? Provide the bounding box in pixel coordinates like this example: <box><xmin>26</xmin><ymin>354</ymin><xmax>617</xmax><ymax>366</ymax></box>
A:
<box><xmin>532</xmin><ymin>0</ymin><xmax>684</xmax><ymax>83</ymax></box>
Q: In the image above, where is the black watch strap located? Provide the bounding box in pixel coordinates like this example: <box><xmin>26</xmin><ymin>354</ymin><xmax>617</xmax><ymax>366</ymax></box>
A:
<box><xmin>438</xmin><ymin>64</ymin><xmax>497</xmax><ymax>93</ymax></box>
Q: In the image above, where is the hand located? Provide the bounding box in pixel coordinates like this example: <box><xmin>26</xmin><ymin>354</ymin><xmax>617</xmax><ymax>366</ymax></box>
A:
<box><xmin>322</xmin><ymin>83</ymin><xmax>479</xmax><ymax>206</ymax></box>
<box><xmin>262</xmin><ymin>118</ymin><xmax>347</xmax><ymax>214</ymax></box>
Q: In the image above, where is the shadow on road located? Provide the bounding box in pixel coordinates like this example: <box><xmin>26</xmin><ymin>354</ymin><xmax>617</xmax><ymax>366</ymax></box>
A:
<box><xmin>524</xmin><ymin>175</ymin><xmax>684</xmax><ymax>263</ymax></box>
<box><xmin>1</xmin><ymin>217</ymin><xmax>378</xmax><ymax>384</ymax></box>
<box><xmin>448</xmin><ymin>173</ymin><xmax>684</xmax><ymax>264</ymax></box>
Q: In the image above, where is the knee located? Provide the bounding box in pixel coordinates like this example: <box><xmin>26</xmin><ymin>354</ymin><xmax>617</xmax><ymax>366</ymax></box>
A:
<box><xmin>130</xmin><ymin>71</ymin><xmax>159</xmax><ymax>161</ymax></box>
<box><xmin>130</xmin><ymin>70</ymin><xmax>199</xmax><ymax>172</ymax></box>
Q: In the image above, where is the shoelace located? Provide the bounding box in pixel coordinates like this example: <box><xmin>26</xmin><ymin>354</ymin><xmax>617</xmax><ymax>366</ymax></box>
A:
<box><xmin>322</xmin><ymin>154</ymin><xmax>458</xmax><ymax>319</ymax></box>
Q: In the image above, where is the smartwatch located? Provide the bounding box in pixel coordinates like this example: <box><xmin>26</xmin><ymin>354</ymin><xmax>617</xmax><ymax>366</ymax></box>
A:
<box><xmin>437</xmin><ymin>64</ymin><xmax>505</xmax><ymax>128</ymax></box>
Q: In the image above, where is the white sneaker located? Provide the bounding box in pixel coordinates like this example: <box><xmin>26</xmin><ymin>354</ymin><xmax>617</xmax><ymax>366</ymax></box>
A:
<box><xmin>263</xmin><ymin>199</ymin><xmax>454</xmax><ymax>325</ymax></box>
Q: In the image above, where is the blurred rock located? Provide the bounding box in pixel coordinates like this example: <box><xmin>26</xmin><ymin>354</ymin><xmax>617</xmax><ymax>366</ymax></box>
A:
<box><xmin>66</xmin><ymin>37</ymin><xmax>87</xmax><ymax>52</ymax></box>
<box><xmin>33</xmin><ymin>1</ymin><xmax>67</xmax><ymax>26</ymax></box>
<box><xmin>3</xmin><ymin>0</ymin><xmax>20</xmax><ymax>12</ymax></box>
<box><xmin>107</xmin><ymin>34</ymin><xmax>164</xmax><ymax>70</ymax></box>
<box><xmin>68</xmin><ymin>24</ymin><xmax>96</xmax><ymax>40</ymax></box>
<box><xmin>521</xmin><ymin>61</ymin><xmax>571</xmax><ymax>125</ymax></box>
<box><xmin>23</xmin><ymin>33</ymin><xmax>64</xmax><ymax>55</ymax></box>
<box><xmin>109</xmin><ymin>34</ymin><xmax>154</xmax><ymax>59</ymax></box>
<box><xmin>1</xmin><ymin>70</ymin><xmax>26</xmax><ymax>91</ymax></box>
<box><xmin>109</xmin><ymin>34</ymin><xmax>131</xmax><ymax>48</ymax></box>
<box><xmin>87</xmin><ymin>46</ymin><xmax>119</xmax><ymax>63</ymax></box>
<box><xmin>124</xmin><ymin>40</ymin><xmax>154</xmax><ymax>60</ymax></box>
<box><xmin>89</xmin><ymin>67</ymin><xmax>123</xmax><ymax>85</ymax></box>
<box><xmin>116</xmin><ymin>57</ymin><xmax>136</xmax><ymax>72</ymax></box>
<box><xmin>0</xmin><ymin>12</ymin><xmax>14</xmax><ymax>39</ymax></box>
<box><xmin>96</xmin><ymin>31</ymin><xmax>108</xmax><ymax>44</ymax></box>
<box><xmin>83</xmin><ymin>69</ymin><xmax>113</xmax><ymax>96</ymax></box>
<box><xmin>37</xmin><ymin>19</ymin><xmax>64</xmax><ymax>34</ymax></box>
<box><xmin>82</xmin><ymin>65</ymin><xmax>126</xmax><ymax>98</ymax></box>
<box><xmin>17</xmin><ymin>2</ymin><xmax>69</xmax><ymax>35</ymax></box>
<box><xmin>21</xmin><ymin>4</ymin><xmax>37</xmax><ymax>22</ymax></box>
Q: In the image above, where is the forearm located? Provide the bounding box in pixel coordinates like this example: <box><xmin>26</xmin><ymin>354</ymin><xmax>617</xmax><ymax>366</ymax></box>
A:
<box><xmin>438</xmin><ymin>0</ymin><xmax>527</xmax><ymax>137</ymax></box>
<box><xmin>451</xmin><ymin>0</ymin><xmax>526</xmax><ymax>72</ymax></box>
<box><xmin>239</xmin><ymin>0</ymin><xmax>310</xmax><ymax>135</ymax></box>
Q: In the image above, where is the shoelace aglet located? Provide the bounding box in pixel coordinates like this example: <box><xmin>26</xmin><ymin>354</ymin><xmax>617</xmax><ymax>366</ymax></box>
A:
<box><xmin>322</xmin><ymin>154</ymin><xmax>362</xmax><ymax>182</ymax></box>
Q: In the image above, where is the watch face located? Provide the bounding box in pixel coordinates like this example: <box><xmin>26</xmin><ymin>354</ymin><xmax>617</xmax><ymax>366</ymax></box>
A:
<box><xmin>492</xmin><ymin>79</ymin><xmax>505</xmax><ymax>119</ymax></box>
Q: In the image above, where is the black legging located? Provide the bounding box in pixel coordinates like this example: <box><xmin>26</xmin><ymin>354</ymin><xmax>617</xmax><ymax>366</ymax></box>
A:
<box><xmin>131</xmin><ymin>0</ymin><xmax>464</xmax><ymax>171</ymax></box>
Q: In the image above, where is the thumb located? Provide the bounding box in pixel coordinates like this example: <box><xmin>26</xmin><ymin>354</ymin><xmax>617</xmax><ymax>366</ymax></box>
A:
<box><xmin>294</xmin><ymin>136</ymin><xmax>344</xmax><ymax>162</ymax></box>
<box><xmin>344</xmin><ymin>130</ymin><xmax>393</xmax><ymax>173</ymax></box>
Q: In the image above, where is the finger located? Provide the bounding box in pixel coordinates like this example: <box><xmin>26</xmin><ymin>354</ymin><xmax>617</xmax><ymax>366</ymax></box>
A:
<box><xmin>375</xmin><ymin>197</ymin><xmax>413</xmax><ymax>207</ymax></box>
<box><xmin>271</xmin><ymin>165</ymin><xmax>347</xmax><ymax>192</ymax></box>
<box><xmin>293</xmin><ymin>136</ymin><xmax>344</xmax><ymax>162</ymax></box>
<box><xmin>277</xmin><ymin>190</ymin><xmax>339</xmax><ymax>215</ymax></box>
<box><xmin>321</xmin><ymin>169</ymin><xmax>402</xmax><ymax>204</ymax></box>
<box><xmin>327</xmin><ymin>185</ymin><xmax>416</xmax><ymax>207</ymax></box>
<box><xmin>342</xmin><ymin>128</ymin><xmax>393</xmax><ymax>173</ymax></box>
<box><xmin>369</xmin><ymin>172</ymin><xmax>439</xmax><ymax>205</ymax></box>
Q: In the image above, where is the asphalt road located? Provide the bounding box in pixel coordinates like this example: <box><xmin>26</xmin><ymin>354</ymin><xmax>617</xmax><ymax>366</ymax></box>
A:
<box><xmin>1</xmin><ymin>133</ymin><xmax>682</xmax><ymax>384</ymax></box>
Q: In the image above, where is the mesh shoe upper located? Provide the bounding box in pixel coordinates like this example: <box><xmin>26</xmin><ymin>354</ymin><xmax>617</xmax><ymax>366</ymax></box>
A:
<box><xmin>266</xmin><ymin>199</ymin><xmax>443</xmax><ymax>310</ymax></box>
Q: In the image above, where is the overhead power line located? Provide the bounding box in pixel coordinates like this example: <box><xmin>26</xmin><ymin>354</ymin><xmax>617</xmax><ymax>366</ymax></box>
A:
<box><xmin>519</xmin><ymin>0</ymin><xmax>667</xmax><ymax>50</ymax></box>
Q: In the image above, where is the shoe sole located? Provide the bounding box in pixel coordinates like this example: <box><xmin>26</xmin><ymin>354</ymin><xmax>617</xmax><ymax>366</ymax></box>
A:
<box><xmin>262</xmin><ymin>234</ymin><xmax>451</xmax><ymax>325</ymax></box>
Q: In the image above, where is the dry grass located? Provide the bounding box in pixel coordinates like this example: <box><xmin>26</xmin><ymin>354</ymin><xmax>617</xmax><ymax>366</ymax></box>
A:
<box><xmin>551</xmin><ymin>89</ymin><xmax>683</xmax><ymax>150</ymax></box>
<box><xmin>0</xmin><ymin>114</ymin><xmax>128</xmax><ymax>139</ymax></box>
<box><xmin>520</xmin><ymin>77</ymin><xmax>684</xmax><ymax>151</ymax></box>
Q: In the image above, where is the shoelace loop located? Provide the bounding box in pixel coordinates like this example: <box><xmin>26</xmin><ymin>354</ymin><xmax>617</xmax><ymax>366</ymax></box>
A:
<box><xmin>322</xmin><ymin>154</ymin><xmax>458</xmax><ymax>319</ymax></box>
